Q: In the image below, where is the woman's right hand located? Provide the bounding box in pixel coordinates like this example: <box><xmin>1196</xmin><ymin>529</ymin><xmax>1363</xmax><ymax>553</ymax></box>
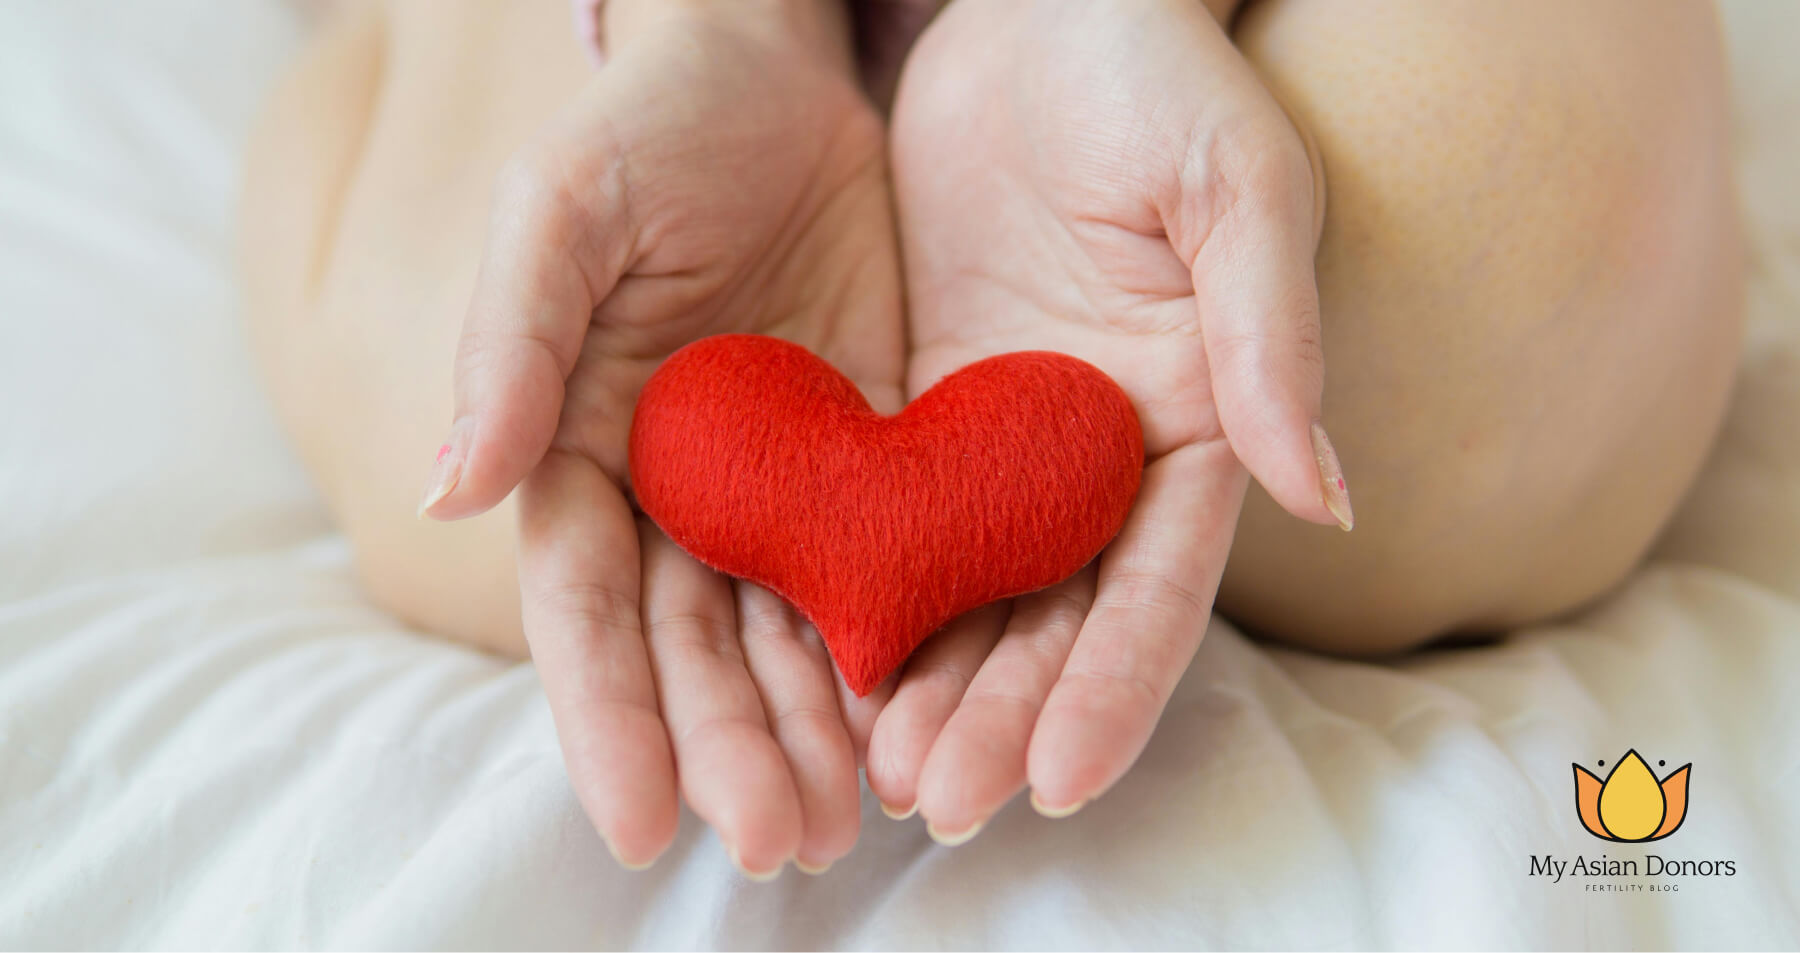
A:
<box><xmin>421</xmin><ymin>0</ymin><xmax>904</xmax><ymax>876</ymax></box>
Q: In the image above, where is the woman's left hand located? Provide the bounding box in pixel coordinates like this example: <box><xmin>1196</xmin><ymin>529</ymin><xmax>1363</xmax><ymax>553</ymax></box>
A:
<box><xmin>867</xmin><ymin>0</ymin><xmax>1351</xmax><ymax>839</ymax></box>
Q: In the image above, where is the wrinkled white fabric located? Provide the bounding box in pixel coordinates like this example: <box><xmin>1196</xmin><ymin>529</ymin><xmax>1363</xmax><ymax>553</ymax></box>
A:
<box><xmin>1</xmin><ymin>0</ymin><xmax>1796</xmax><ymax>947</ymax></box>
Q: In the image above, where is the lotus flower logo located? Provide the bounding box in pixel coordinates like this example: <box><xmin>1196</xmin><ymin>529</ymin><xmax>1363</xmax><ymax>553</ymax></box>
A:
<box><xmin>1573</xmin><ymin>750</ymin><xmax>1690</xmax><ymax>842</ymax></box>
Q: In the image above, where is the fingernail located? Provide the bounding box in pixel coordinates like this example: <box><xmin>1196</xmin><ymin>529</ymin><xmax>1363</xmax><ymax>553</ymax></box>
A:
<box><xmin>925</xmin><ymin>819</ymin><xmax>984</xmax><ymax>847</ymax></box>
<box><xmin>1311</xmin><ymin>420</ymin><xmax>1354</xmax><ymax>531</ymax></box>
<box><xmin>880</xmin><ymin>801</ymin><xmax>917</xmax><ymax>821</ymax></box>
<box><xmin>794</xmin><ymin>858</ymin><xmax>833</xmax><ymax>876</ymax></box>
<box><xmin>605</xmin><ymin>838</ymin><xmax>655</xmax><ymax>872</ymax></box>
<box><xmin>417</xmin><ymin>417</ymin><xmax>473</xmax><ymax>518</ymax></box>
<box><xmin>1029</xmin><ymin>790</ymin><xmax>1089</xmax><ymax>819</ymax></box>
<box><xmin>729</xmin><ymin>847</ymin><xmax>786</xmax><ymax>882</ymax></box>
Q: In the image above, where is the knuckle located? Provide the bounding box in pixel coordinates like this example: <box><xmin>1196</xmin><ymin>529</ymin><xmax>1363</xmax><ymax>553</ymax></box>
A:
<box><xmin>769</xmin><ymin>700</ymin><xmax>846</xmax><ymax>740</ymax></box>
<box><xmin>1182</xmin><ymin>114</ymin><xmax>1318</xmax><ymax>257</ymax></box>
<box><xmin>864</xmin><ymin>738</ymin><xmax>915</xmax><ymax>793</ymax></box>
<box><xmin>646</xmin><ymin>611</ymin><xmax>744</xmax><ymax>665</ymax></box>
<box><xmin>674</xmin><ymin>711</ymin><xmax>769</xmax><ymax>753</ymax></box>
<box><xmin>738</xmin><ymin>592</ymin><xmax>804</xmax><ymax>641</ymax></box>
<box><xmin>1026</xmin><ymin>587</ymin><xmax>1091</xmax><ymax>631</ymax></box>
<box><xmin>532</xmin><ymin>578</ymin><xmax>640</xmax><ymax>639</ymax></box>
<box><xmin>451</xmin><ymin>321</ymin><xmax>572</xmax><ymax>410</ymax></box>
<box><xmin>1080</xmin><ymin>572</ymin><xmax>1209</xmax><ymax>670</ymax></box>
<box><xmin>492</xmin><ymin>135</ymin><xmax>634</xmax><ymax>303</ymax></box>
<box><xmin>495</xmin><ymin>147</ymin><xmax>564</xmax><ymax>216</ymax></box>
<box><xmin>998</xmin><ymin>597</ymin><xmax>1086</xmax><ymax>671</ymax></box>
<box><xmin>900</xmin><ymin>655</ymin><xmax>976</xmax><ymax>697</ymax></box>
<box><xmin>1053</xmin><ymin>669</ymin><xmax>1164</xmax><ymax>727</ymax></box>
<box><xmin>1092</xmin><ymin>571</ymin><xmax>1210</xmax><ymax>644</ymax></box>
<box><xmin>1209</xmin><ymin>290</ymin><xmax>1327</xmax><ymax>396</ymax></box>
<box><xmin>1227</xmin><ymin>123</ymin><xmax>1315</xmax><ymax>207</ymax></box>
<box><xmin>960</xmin><ymin>683</ymin><xmax>1043</xmax><ymax>721</ymax></box>
<box><xmin>453</xmin><ymin>324</ymin><xmax>507</xmax><ymax>375</ymax></box>
<box><xmin>1266</xmin><ymin>286</ymin><xmax>1327</xmax><ymax>369</ymax></box>
<box><xmin>496</xmin><ymin>140</ymin><xmax>621</xmax><ymax>247</ymax></box>
<box><xmin>1289</xmin><ymin>303</ymin><xmax>1327</xmax><ymax>381</ymax></box>
<box><xmin>495</xmin><ymin>150</ymin><xmax>582</xmax><ymax>261</ymax></box>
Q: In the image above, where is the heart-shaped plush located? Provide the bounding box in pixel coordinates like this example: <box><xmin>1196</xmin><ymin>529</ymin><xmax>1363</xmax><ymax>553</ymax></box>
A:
<box><xmin>629</xmin><ymin>334</ymin><xmax>1143</xmax><ymax>695</ymax></box>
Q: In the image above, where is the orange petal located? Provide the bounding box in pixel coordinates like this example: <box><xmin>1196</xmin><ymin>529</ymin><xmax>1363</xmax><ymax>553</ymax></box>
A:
<box><xmin>1651</xmin><ymin>764</ymin><xmax>1691</xmax><ymax>840</ymax></box>
<box><xmin>1573</xmin><ymin>764</ymin><xmax>1614</xmax><ymax>840</ymax></box>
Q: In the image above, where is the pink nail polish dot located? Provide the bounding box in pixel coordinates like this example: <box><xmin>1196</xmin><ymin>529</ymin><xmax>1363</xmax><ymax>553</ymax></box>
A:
<box><xmin>436</xmin><ymin>444</ymin><xmax>452</xmax><ymax>462</ymax></box>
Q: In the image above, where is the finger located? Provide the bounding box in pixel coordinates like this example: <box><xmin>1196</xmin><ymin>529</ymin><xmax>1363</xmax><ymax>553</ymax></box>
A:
<box><xmin>863</xmin><ymin>603</ymin><xmax>1010</xmax><ymax>824</ymax></box>
<box><xmin>1175</xmin><ymin>126</ymin><xmax>1352</xmax><ymax>531</ymax></box>
<box><xmin>517</xmin><ymin>449</ymin><xmax>676</xmax><ymax>868</ymax></box>
<box><xmin>641</xmin><ymin>529</ymin><xmax>804</xmax><ymax>879</ymax></box>
<box><xmin>737</xmin><ymin>585</ymin><xmax>862</xmax><ymax>874</ymax></box>
<box><xmin>913</xmin><ymin>568</ymin><xmax>1096</xmax><ymax>841</ymax></box>
<box><xmin>1026</xmin><ymin>441</ymin><xmax>1248</xmax><ymax>813</ymax></box>
<box><xmin>421</xmin><ymin>117</ymin><xmax>636</xmax><ymax>521</ymax></box>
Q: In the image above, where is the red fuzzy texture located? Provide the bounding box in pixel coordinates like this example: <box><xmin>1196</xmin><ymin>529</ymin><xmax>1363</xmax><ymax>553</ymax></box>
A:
<box><xmin>628</xmin><ymin>335</ymin><xmax>1144</xmax><ymax>696</ymax></box>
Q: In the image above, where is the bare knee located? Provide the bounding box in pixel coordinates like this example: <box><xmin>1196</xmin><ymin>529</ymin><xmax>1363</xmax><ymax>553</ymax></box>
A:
<box><xmin>1216</xmin><ymin>0</ymin><xmax>1742</xmax><ymax>655</ymax></box>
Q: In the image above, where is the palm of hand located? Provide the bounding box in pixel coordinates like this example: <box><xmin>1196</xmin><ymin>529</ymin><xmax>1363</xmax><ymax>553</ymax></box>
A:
<box><xmin>442</xmin><ymin>9</ymin><xmax>904</xmax><ymax>874</ymax></box>
<box><xmin>546</xmin><ymin>16</ymin><xmax>905</xmax><ymax>480</ymax></box>
<box><xmin>899</xmin><ymin>0</ymin><xmax>1307</xmax><ymax>450</ymax></box>
<box><xmin>442</xmin><ymin>0</ymin><xmax>1342</xmax><ymax>870</ymax></box>
<box><xmin>864</xmin><ymin>0</ymin><xmax>1338</xmax><ymax>832</ymax></box>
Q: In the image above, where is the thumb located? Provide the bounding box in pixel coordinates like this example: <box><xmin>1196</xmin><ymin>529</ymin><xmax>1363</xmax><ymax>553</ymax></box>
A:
<box><xmin>419</xmin><ymin>135</ymin><xmax>634</xmax><ymax>521</ymax></box>
<box><xmin>1175</xmin><ymin>130</ymin><xmax>1352</xmax><ymax>531</ymax></box>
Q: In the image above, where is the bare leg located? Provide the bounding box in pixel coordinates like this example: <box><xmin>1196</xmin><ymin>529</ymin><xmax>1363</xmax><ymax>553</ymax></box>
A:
<box><xmin>242</xmin><ymin>1</ymin><xmax>595</xmax><ymax>655</ymax></box>
<box><xmin>240</xmin><ymin>0</ymin><xmax>1741</xmax><ymax>657</ymax></box>
<box><xmin>1218</xmin><ymin>0</ymin><xmax>1742</xmax><ymax>651</ymax></box>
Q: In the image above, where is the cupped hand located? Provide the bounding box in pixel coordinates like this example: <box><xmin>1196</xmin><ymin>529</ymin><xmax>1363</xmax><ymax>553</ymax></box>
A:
<box><xmin>867</xmin><ymin>0</ymin><xmax>1352</xmax><ymax>838</ymax></box>
<box><xmin>422</xmin><ymin>0</ymin><xmax>903</xmax><ymax>875</ymax></box>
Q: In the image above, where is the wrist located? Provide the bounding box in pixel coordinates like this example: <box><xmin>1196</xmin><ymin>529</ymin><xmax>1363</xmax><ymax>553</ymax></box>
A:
<box><xmin>603</xmin><ymin>0</ymin><xmax>856</xmax><ymax>67</ymax></box>
<box><xmin>851</xmin><ymin>0</ymin><xmax>949</xmax><ymax>107</ymax></box>
<box><xmin>1200</xmin><ymin>0</ymin><xmax>1243</xmax><ymax>26</ymax></box>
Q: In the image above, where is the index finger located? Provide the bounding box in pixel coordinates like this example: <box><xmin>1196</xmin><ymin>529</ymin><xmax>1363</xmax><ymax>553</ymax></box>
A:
<box><xmin>1024</xmin><ymin>439</ymin><xmax>1249</xmax><ymax>815</ymax></box>
<box><xmin>517</xmin><ymin>448</ymin><xmax>678</xmax><ymax>867</ymax></box>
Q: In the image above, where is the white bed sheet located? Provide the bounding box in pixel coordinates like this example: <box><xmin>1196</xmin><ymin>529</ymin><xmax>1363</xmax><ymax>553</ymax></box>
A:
<box><xmin>2</xmin><ymin>0</ymin><xmax>1797</xmax><ymax>948</ymax></box>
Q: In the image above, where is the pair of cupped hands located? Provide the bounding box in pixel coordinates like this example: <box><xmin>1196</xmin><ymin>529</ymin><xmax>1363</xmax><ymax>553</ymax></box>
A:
<box><xmin>419</xmin><ymin>0</ymin><xmax>1351</xmax><ymax>877</ymax></box>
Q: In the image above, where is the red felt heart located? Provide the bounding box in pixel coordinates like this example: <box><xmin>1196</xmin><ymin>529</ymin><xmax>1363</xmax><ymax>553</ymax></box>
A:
<box><xmin>628</xmin><ymin>334</ymin><xmax>1143</xmax><ymax>695</ymax></box>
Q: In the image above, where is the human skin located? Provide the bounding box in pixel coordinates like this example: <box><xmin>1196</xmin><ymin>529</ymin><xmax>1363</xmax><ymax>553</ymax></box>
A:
<box><xmin>859</xmin><ymin>0</ymin><xmax>1740</xmax><ymax>841</ymax></box>
<box><xmin>243</xmin><ymin>0</ymin><xmax>1740</xmax><ymax>871</ymax></box>
<box><xmin>251</xmin><ymin>0</ymin><xmax>903</xmax><ymax>876</ymax></box>
<box><xmin>428</xmin><ymin>0</ymin><xmax>1347</xmax><ymax>861</ymax></box>
<box><xmin>865</xmin><ymin>0</ymin><xmax>1344</xmax><ymax>839</ymax></box>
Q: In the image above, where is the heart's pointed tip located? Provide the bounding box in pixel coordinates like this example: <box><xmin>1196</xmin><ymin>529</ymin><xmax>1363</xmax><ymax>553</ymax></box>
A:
<box><xmin>827</xmin><ymin>645</ymin><xmax>899</xmax><ymax>698</ymax></box>
<box><xmin>812</xmin><ymin>620</ymin><xmax>896</xmax><ymax>697</ymax></box>
<box><xmin>835</xmin><ymin>654</ymin><xmax>887</xmax><ymax>698</ymax></box>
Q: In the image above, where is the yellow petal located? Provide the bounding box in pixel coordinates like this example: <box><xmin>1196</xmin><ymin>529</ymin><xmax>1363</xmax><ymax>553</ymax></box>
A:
<box><xmin>1598</xmin><ymin>750</ymin><xmax>1666</xmax><ymax>841</ymax></box>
